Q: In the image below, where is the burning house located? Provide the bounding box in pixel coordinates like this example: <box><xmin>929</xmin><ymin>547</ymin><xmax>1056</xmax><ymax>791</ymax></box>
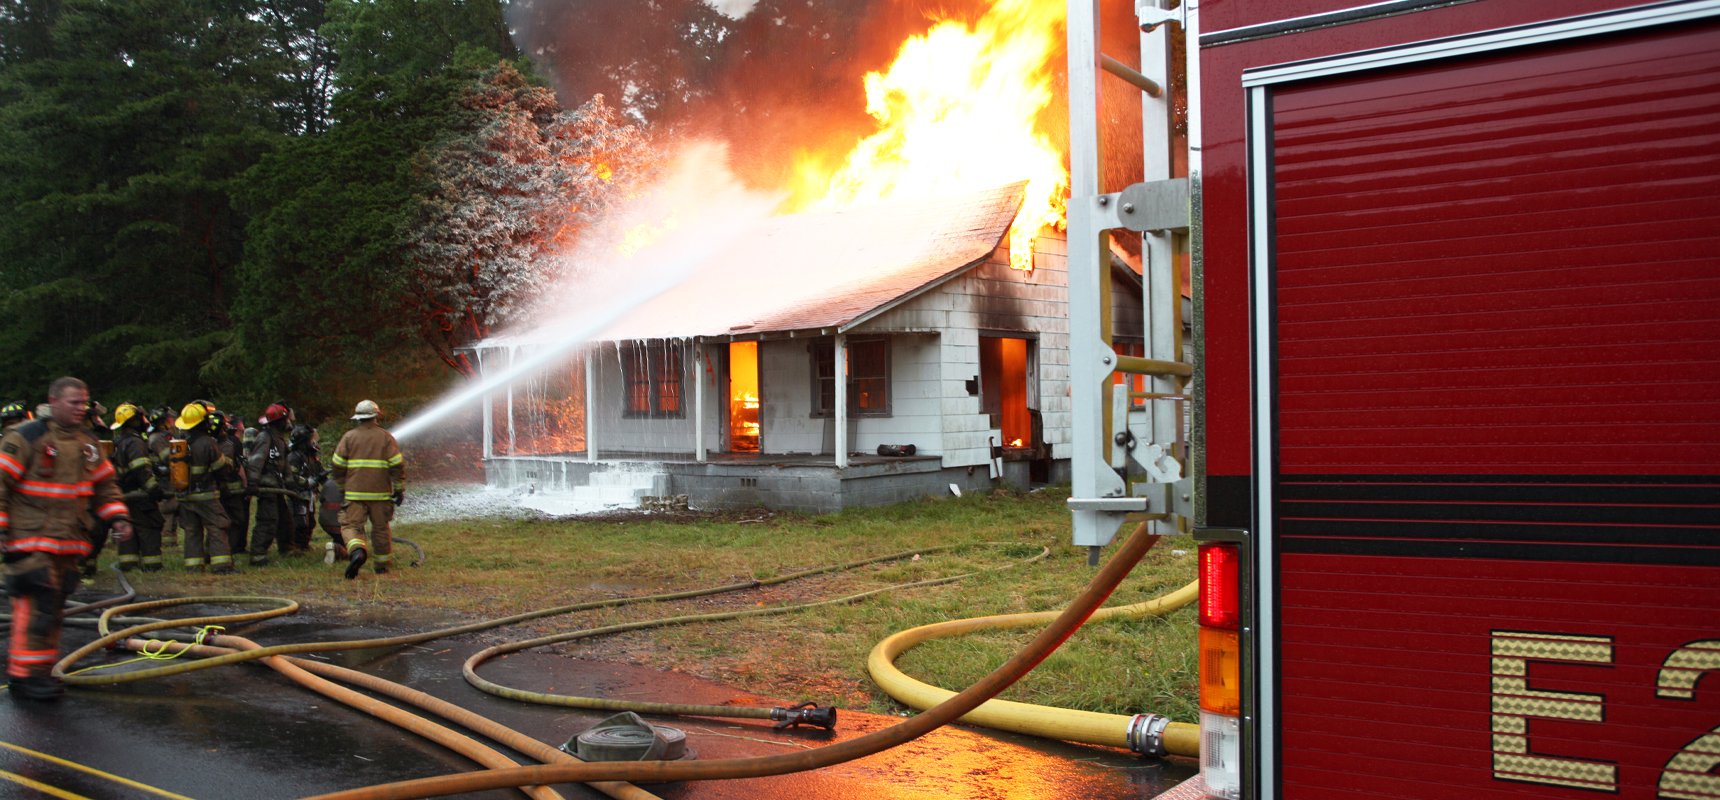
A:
<box><xmin>465</xmin><ymin>182</ymin><xmax>1148</xmax><ymax>513</ymax></box>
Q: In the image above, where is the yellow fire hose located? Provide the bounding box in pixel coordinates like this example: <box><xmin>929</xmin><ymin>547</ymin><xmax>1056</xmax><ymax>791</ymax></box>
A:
<box><xmin>867</xmin><ymin>579</ymin><xmax>1200</xmax><ymax>757</ymax></box>
<box><xmin>297</xmin><ymin>519</ymin><xmax>1165</xmax><ymax>800</ymax></box>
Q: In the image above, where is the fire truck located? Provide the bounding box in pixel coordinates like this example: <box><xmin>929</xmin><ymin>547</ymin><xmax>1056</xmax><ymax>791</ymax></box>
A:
<box><xmin>1063</xmin><ymin>1</ymin><xmax>1720</xmax><ymax>799</ymax></box>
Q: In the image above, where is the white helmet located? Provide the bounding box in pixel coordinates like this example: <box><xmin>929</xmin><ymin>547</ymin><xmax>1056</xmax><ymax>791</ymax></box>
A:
<box><xmin>351</xmin><ymin>399</ymin><xmax>381</xmax><ymax>420</ymax></box>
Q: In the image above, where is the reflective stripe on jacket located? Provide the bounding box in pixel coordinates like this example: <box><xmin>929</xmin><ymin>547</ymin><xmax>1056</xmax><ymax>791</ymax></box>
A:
<box><xmin>0</xmin><ymin>419</ymin><xmax>129</xmax><ymax>554</ymax></box>
<box><xmin>331</xmin><ymin>422</ymin><xmax>403</xmax><ymax>502</ymax></box>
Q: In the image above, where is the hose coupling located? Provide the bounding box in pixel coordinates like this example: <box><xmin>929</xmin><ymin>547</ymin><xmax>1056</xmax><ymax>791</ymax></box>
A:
<box><xmin>1126</xmin><ymin>713</ymin><xmax>1171</xmax><ymax>758</ymax></box>
<box><xmin>771</xmin><ymin>701</ymin><xmax>837</xmax><ymax>730</ymax></box>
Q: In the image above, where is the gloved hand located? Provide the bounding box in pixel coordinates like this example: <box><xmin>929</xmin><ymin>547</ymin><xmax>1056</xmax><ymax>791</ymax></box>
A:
<box><xmin>245</xmin><ymin>484</ymin><xmax>259</xmax><ymax>498</ymax></box>
<box><xmin>391</xmin><ymin>490</ymin><xmax>405</xmax><ymax>507</ymax></box>
<box><xmin>148</xmin><ymin>484</ymin><xmax>167</xmax><ymax>503</ymax></box>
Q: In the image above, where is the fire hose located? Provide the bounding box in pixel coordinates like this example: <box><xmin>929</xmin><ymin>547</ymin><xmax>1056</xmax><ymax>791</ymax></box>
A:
<box><xmin>295</xmin><ymin>519</ymin><xmax>1166</xmax><ymax>800</ymax></box>
<box><xmin>54</xmin><ymin>543</ymin><xmax>1032</xmax><ymax>715</ymax></box>
<box><xmin>461</xmin><ymin>543</ymin><xmax>1049</xmax><ymax>728</ymax></box>
<box><xmin>867</xmin><ymin>579</ymin><xmax>1200</xmax><ymax>757</ymax></box>
<box><xmin>57</xmin><ymin>524</ymin><xmax>1178</xmax><ymax>799</ymax></box>
<box><xmin>117</xmin><ymin>631</ymin><xmax>662</xmax><ymax>800</ymax></box>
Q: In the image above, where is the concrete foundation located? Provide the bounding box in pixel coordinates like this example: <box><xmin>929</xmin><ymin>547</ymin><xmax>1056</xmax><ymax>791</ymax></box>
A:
<box><xmin>484</xmin><ymin>454</ymin><xmax>1070</xmax><ymax>515</ymax></box>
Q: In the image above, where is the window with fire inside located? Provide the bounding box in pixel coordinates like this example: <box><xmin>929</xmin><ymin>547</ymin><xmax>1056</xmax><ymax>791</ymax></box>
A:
<box><xmin>810</xmin><ymin>337</ymin><xmax>890</xmax><ymax>417</ymax></box>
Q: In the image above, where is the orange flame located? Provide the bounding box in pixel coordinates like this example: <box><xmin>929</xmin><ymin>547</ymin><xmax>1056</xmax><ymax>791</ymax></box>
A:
<box><xmin>789</xmin><ymin>0</ymin><xmax>1067</xmax><ymax>270</ymax></box>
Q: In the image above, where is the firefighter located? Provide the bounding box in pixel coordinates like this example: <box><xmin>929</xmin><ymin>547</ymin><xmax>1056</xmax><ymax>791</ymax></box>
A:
<box><xmin>330</xmin><ymin>399</ymin><xmax>404</xmax><ymax>579</ymax></box>
<box><xmin>214</xmin><ymin>411</ymin><xmax>250</xmax><ymax>560</ymax></box>
<box><xmin>0</xmin><ymin>401</ymin><xmax>28</xmax><ymax>431</ymax></box>
<box><xmin>286</xmin><ymin>424</ymin><xmax>322</xmax><ymax>554</ymax></box>
<box><xmin>245</xmin><ymin>404</ymin><xmax>294</xmax><ymax>566</ymax></box>
<box><xmin>146</xmin><ymin>406</ymin><xmax>179</xmax><ymax>549</ymax></box>
<box><xmin>0</xmin><ymin>377</ymin><xmax>133</xmax><ymax>700</ymax></box>
<box><xmin>108</xmin><ymin>404</ymin><xmax>166</xmax><ymax>571</ymax></box>
<box><xmin>174</xmin><ymin>403</ymin><xmax>235</xmax><ymax>574</ymax></box>
<box><xmin>79</xmin><ymin>401</ymin><xmax>112</xmax><ymax>578</ymax></box>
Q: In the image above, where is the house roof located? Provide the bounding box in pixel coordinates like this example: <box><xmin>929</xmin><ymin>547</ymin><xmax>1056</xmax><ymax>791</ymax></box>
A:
<box><xmin>473</xmin><ymin>181</ymin><xmax>1027</xmax><ymax>350</ymax></box>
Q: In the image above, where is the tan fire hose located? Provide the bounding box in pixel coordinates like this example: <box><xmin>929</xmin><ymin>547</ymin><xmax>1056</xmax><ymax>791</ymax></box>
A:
<box><xmin>122</xmin><ymin>634</ymin><xmax>660</xmax><ymax>800</ymax></box>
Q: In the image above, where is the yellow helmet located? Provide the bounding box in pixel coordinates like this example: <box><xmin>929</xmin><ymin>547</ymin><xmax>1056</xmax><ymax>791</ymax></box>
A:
<box><xmin>175</xmin><ymin>402</ymin><xmax>209</xmax><ymax>430</ymax></box>
<box><xmin>110</xmin><ymin>403</ymin><xmax>142</xmax><ymax>430</ymax></box>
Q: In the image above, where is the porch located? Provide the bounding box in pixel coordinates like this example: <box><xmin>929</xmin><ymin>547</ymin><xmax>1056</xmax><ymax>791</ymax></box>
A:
<box><xmin>483</xmin><ymin>451</ymin><xmax>1060</xmax><ymax>515</ymax></box>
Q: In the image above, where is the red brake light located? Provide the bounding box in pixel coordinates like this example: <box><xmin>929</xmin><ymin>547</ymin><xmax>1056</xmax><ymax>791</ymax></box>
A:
<box><xmin>1199</xmin><ymin>542</ymin><xmax>1240</xmax><ymax>629</ymax></box>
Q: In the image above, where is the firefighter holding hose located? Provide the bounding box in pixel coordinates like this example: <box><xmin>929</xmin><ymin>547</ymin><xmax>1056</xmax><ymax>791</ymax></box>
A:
<box><xmin>0</xmin><ymin>377</ymin><xmax>132</xmax><ymax>701</ymax></box>
<box><xmin>330</xmin><ymin>399</ymin><xmax>404</xmax><ymax>579</ymax></box>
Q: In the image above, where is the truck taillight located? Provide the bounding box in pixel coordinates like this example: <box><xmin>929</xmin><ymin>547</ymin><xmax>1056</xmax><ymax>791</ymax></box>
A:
<box><xmin>1199</xmin><ymin>543</ymin><xmax>1240</xmax><ymax>629</ymax></box>
<box><xmin>1199</xmin><ymin>542</ymin><xmax>1242</xmax><ymax>800</ymax></box>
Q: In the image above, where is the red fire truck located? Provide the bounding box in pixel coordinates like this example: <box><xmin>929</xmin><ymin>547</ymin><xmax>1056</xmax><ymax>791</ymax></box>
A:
<box><xmin>1066</xmin><ymin>2</ymin><xmax>1719</xmax><ymax>799</ymax></box>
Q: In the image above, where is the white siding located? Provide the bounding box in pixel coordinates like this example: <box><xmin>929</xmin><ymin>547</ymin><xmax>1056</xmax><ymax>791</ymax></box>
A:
<box><xmin>859</xmin><ymin>228</ymin><xmax>1079</xmax><ymax>466</ymax></box>
<box><xmin>854</xmin><ymin>334</ymin><xmax>942</xmax><ymax>456</ymax></box>
<box><xmin>583</xmin><ymin>343</ymin><xmax>704</xmax><ymax>455</ymax></box>
<box><xmin>758</xmin><ymin>338</ymin><xmax>823</xmax><ymax>454</ymax></box>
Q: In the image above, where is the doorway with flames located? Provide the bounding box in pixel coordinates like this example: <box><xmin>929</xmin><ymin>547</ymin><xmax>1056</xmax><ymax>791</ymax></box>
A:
<box><xmin>979</xmin><ymin>333</ymin><xmax>1048</xmax><ymax>481</ymax></box>
<box><xmin>725</xmin><ymin>341</ymin><xmax>762</xmax><ymax>453</ymax></box>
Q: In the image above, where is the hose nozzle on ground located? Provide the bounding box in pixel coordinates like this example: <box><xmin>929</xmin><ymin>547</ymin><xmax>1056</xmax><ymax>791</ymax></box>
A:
<box><xmin>771</xmin><ymin>702</ymin><xmax>836</xmax><ymax>730</ymax></box>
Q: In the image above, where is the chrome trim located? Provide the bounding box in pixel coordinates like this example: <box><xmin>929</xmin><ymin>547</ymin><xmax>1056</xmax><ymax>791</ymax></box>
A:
<box><xmin>1243</xmin><ymin>0</ymin><xmax>1720</xmax><ymax>86</ymax></box>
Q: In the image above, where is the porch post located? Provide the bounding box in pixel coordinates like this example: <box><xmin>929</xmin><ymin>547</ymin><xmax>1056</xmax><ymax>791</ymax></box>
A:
<box><xmin>585</xmin><ymin>349</ymin><xmax>597</xmax><ymax>462</ymax></box>
<box><xmin>506</xmin><ymin>352</ymin><xmax>516</xmax><ymax>455</ymax></box>
<box><xmin>694</xmin><ymin>341</ymin><xmax>707</xmax><ymax>463</ymax></box>
<box><xmin>480</xmin><ymin>344</ymin><xmax>493</xmax><ymax>460</ymax></box>
<box><xmin>834</xmin><ymin>333</ymin><xmax>849</xmax><ymax>468</ymax></box>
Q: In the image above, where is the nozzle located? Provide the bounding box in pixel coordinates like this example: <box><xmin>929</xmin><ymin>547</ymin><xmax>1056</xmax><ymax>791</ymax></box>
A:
<box><xmin>771</xmin><ymin>702</ymin><xmax>837</xmax><ymax>730</ymax></box>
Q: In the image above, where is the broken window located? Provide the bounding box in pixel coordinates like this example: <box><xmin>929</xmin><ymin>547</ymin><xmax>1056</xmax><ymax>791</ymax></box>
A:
<box><xmin>811</xmin><ymin>337</ymin><xmax>890</xmax><ymax>417</ymax></box>
<box><xmin>622</xmin><ymin>340</ymin><xmax>684</xmax><ymax>418</ymax></box>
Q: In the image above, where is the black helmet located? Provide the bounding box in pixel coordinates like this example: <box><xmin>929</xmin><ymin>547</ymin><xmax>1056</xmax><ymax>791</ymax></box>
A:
<box><xmin>147</xmin><ymin>406</ymin><xmax>173</xmax><ymax>429</ymax></box>
<box><xmin>0</xmin><ymin>400</ymin><xmax>26</xmax><ymax>426</ymax></box>
<box><xmin>290</xmin><ymin>424</ymin><xmax>313</xmax><ymax>446</ymax></box>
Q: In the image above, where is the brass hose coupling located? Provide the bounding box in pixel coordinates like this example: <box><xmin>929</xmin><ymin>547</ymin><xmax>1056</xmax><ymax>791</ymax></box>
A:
<box><xmin>771</xmin><ymin>702</ymin><xmax>838</xmax><ymax>730</ymax></box>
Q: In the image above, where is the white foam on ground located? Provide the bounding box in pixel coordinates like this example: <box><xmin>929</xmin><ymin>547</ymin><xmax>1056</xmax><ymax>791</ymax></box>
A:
<box><xmin>394</xmin><ymin>483</ymin><xmax>647</xmax><ymax>523</ymax></box>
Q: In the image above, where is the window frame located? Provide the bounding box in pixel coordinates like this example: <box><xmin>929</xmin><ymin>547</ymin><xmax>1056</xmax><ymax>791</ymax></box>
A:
<box><xmin>620</xmin><ymin>340</ymin><xmax>686</xmax><ymax>419</ymax></box>
<box><xmin>809</xmin><ymin>336</ymin><xmax>891</xmax><ymax>418</ymax></box>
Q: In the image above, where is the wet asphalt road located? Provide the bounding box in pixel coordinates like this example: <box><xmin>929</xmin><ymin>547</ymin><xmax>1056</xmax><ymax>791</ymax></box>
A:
<box><xmin>0</xmin><ymin>590</ymin><xmax>1194</xmax><ymax>800</ymax></box>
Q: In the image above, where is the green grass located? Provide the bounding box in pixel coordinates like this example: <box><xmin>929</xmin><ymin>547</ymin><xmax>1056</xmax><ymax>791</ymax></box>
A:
<box><xmin>89</xmin><ymin>485</ymin><xmax>1199</xmax><ymax>723</ymax></box>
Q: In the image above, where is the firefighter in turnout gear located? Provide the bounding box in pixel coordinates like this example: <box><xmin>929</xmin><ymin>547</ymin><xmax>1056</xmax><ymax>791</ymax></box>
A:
<box><xmin>286</xmin><ymin>424</ymin><xmax>321</xmax><ymax>554</ymax></box>
<box><xmin>331</xmin><ymin>399</ymin><xmax>403</xmax><ymax>579</ymax></box>
<box><xmin>0</xmin><ymin>377</ymin><xmax>133</xmax><ymax>700</ymax></box>
<box><xmin>145</xmin><ymin>406</ymin><xmax>179</xmax><ymax>549</ymax></box>
<box><xmin>246</xmin><ymin>405</ymin><xmax>294</xmax><ymax>565</ymax></box>
<box><xmin>108</xmin><ymin>404</ymin><xmax>166</xmax><ymax>571</ymax></box>
<box><xmin>1</xmin><ymin>401</ymin><xmax>28</xmax><ymax>431</ymax></box>
<box><xmin>214</xmin><ymin>411</ymin><xmax>249</xmax><ymax>559</ymax></box>
<box><xmin>175</xmin><ymin>403</ymin><xmax>235</xmax><ymax>574</ymax></box>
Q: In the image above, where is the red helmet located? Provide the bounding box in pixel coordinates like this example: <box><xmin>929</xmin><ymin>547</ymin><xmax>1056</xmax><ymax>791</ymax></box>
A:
<box><xmin>260</xmin><ymin>403</ymin><xmax>290</xmax><ymax>425</ymax></box>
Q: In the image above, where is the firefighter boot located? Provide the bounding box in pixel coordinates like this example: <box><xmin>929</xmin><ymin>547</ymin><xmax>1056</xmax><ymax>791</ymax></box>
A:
<box><xmin>9</xmin><ymin>676</ymin><xmax>65</xmax><ymax>702</ymax></box>
<box><xmin>345</xmin><ymin>546</ymin><xmax>368</xmax><ymax>580</ymax></box>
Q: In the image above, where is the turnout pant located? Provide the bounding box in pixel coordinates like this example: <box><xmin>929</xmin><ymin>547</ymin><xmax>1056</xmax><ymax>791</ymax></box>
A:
<box><xmin>250</xmin><ymin>494</ymin><xmax>292</xmax><ymax>559</ymax></box>
<box><xmin>222</xmin><ymin>495</ymin><xmax>251</xmax><ymax>559</ymax></box>
<box><xmin>179</xmin><ymin>500</ymin><xmax>233</xmax><ymax>570</ymax></box>
<box><xmin>116</xmin><ymin>501</ymin><xmax>165</xmax><ymax>570</ymax></box>
<box><xmin>158</xmin><ymin>497</ymin><xmax>179</xmax><ymax>547</ymax></box>
<box><xmin>340</xmin><ymin>500</ymin><xmax>394</xmax><ymax>569</ymax></box>
<box><xmin>5</xmin><ymin>552</ymin><xmax>80</xmax><ymax>681</ymax></box>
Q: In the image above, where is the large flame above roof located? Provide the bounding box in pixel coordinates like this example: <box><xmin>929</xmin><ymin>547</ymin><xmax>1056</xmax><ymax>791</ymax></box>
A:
<box><xmin>787</xmin><ymin>0</ymin><xmax>1067</xmax><ymax>270</ymax></box>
